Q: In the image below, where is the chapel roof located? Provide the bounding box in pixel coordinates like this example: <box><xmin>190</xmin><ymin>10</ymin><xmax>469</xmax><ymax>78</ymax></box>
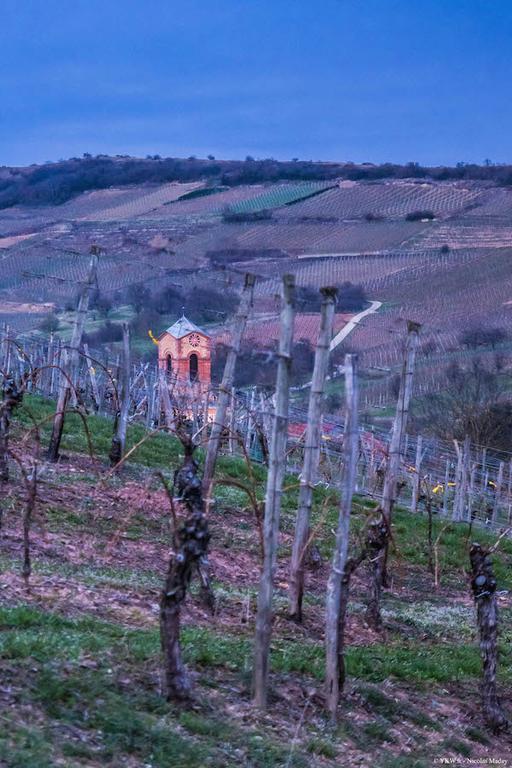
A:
<box><xmin>163</xmin><ymin>314</ymin><xmax>210</xmax><ymax>340</ymax></box>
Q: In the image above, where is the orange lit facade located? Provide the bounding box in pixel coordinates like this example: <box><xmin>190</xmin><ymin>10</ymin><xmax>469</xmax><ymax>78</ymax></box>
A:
<box><xmin>157</xmin><ymin>315</ymin><xmax>211</xmax><ymax>390</ymax></box>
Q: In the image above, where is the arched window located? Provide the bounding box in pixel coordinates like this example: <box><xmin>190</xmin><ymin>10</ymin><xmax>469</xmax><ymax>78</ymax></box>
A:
<box><xmin>189</xmin><ymin>353</ymin><xmax>198</xmax><ymax>382</ymax></box>
<box><xmin>166</xmin><ymin>354</ymin><xmax>172</xmax><ymax>375</ymax></box>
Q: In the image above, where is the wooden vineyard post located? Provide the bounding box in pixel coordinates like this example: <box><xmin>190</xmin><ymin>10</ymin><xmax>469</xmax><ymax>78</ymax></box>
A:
<box><xmin>468</xmin><ymin>462</ymin><xmax>477</xmax><ymax>521</ymax></box>
<box><xmin>44</xmin><ymin>333</ymin><xmax>55</xmax><ymax>397</ymax></box>
<box><xmin>83</xmin><ymin>342</ymin><xmax>101</xmax><ymax>412</ymax></box>
<box><xmin>253</xmin><ymin>274</ymin><xmax>295</xmax><ymax>710</ymax></box>
<box><xmin>288</xmin><ymin>286</ymin><xmax>337</xmax><ymax>621</ymax></box>
<box><xmin>47</xmin><ymin>248</ymin><xmax>99</xmax><ymax>462</ymax></box>
<box><xmin>442</xmin><ymin>459</ymin><xmax>450</xmax><ymax>517</ymax></box>
<box><xmin>2</xmin><ymin>325</ymin><xmax>11</xmax><ymax>378</ymax></box>
<box><xmin>109</xmin><ymin>323</ymin><xmax>131</xmax><ymax>467</ymax></box>
<box><xmin>366</xmin><ymin>320</ymin><xmax>420</xmax><ymax>628</ymax></box>
<box><xmin>245</xmin><ymin>388</ymin><xmax>256</xmax><ymax>455</ymax></box>
<box><xmin>228</xmin><ymin>387</ymin><xmax>236</xmax><ymax>455</ymax></box>
<box><xmin>325</xmin><ymin>354</ymin><xmax>358</xmax><ymax>719</ymax></box>
<box><xmin>202</xmin><ymin>274</ymin><xmax>255</xmax><ymax>505</ymax></box>
<box><xmin>381</xmin><ymin>321</ymin><xmax>421</xmax><ymax>527</ymax></box>
<box><xmin>158</xmin><ymin>369</ymin><xmax>174</xmax><ymax>431</ymax></box>
<box><xmin>492</xmin><ymin>461</ymin><xmax>504</xmax><ymax>525</ymax></box>
<box><xmin>507</xmin><ymin>460</ymin><xmax>512</xmax><ymax>524</ymax></box>
<box><xmin>410</xmin><ymin>434</ymin><xmax>423</xmax><ymax>514</ymax></box>
<box><xmin>469</xmin><ymin>543</ymin><xmax>509</xmax><ymax>733</ymax></box>
<box><xmin>453</xmin><ymin>436</ymin><xmax>470</xmax><ymax>522</ymax></box>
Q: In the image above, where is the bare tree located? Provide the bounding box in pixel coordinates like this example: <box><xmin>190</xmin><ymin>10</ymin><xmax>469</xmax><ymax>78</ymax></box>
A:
<box><xmin>253</xmin><ymin>274</ymin><xmax>295</xmax><ymax>709</ymax></box>
<box><xmin>289</xmin><ymin>287</ymin><xmax>337</xmax><ymax>621</ymax></box>
<box><xmin>203</xmin><ymin>273</ymin><xmax>255</xmax><ymax>504</ymax></box>
<box><xmin>325</xmin><ymin>353</ymin><xmax>358</xmax><ymax>718</ymax></box>
<box><xmin>412</xmin><ymin>358</ymin><xmax>512</xmax><ymax>450</ymax></box>
<box><xmin>469</xmin><ymin>542</ymin><xmax>509</xmax><ymax>733</ymax></box>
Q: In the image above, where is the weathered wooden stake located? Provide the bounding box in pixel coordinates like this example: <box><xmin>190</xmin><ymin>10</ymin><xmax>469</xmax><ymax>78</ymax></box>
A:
<box><xmin>289</xmin><ymin>286</ymin><xmax>337</xmax><ymax>621</ymax></box>
<box><xmin>253</xmin><ymin>274</ymin><xmax>295</xmax><ymax>709</ymax></box>
<box><xmin>381</xmin><ymin>321</ymin><xmax>421</xmax><ymax>528</ymax></box>
<box><xmin>492</xmin><ymin>461</ymin><xmax>504</xmax><ymax>524</ymax></box>
<box><xmin>325</xmin><ymin>354</ymin><xmax>358</xmax><ymax>718</ymax></box>
<box><xmin>410</xmin><ymin>434</ymin><xmax>423</xmax><ymax>513</ymax></box>
<box><xmin>374</xmin><ymin>320</ymin><xmax>420</xmax><ymax>609</ymax></box>
<box><xmin>47</xmin><ymin>248</ymin><xmax>99</xmax><ymax>462</ymax></box>
<box><xmin>202</xmin><ymin>274</ymin><xmax>255</xmax><ymax>504</ymax></box>
<box><xmin>109</xmin><ymin>323</ymin><xmax>131</xmax><ymax>467</ymax></box>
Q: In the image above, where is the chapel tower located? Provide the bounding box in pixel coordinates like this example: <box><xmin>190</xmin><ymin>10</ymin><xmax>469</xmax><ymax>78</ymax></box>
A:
<box><xmin>157</xmin><ymin>315</ymin><xmax>211</xmax><ymax>389</ymax></box>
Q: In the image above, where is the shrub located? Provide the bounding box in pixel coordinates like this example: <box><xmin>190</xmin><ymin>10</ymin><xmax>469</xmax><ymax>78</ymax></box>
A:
<box><xmin>83</xmin><ymin>321</ymin><xmax>123</xmax><ymax>345</ymax></box>
<box><xmin>90</xmin><ymin>290</ymin><xmax>112</xmax><ymax>316</ymax></box>
<box><xmin>459</xmin><ymin>326</ymin><xmax>507</xmax><ymax>349</ymax></box>
<box><xmin>126</xmin><ymin>283</ymin><xmax>151</xmax><ymax>313</ymax></box>
<box><xmin>39</xmin><ymin>313</ymin><xmax>60</xmax><ymax>334</ymax></box>
<box><xmin>208</xmin><ymin>248</ymin><xmax>287</xmax><ymax>267</ymax></box>
<box><xmin>222</xmin><ymin>208</ymin><xmax>273</xmax><ymax>223</ymax></box>
<box><xmin>405</xmin><ymin>210</ymin><xmax>435</xmax><ymax>221</ymax></box>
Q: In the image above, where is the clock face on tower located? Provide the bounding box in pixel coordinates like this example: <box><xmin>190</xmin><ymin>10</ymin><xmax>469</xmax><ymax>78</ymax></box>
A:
<box><xmin>188</xmin><ymin>333</ymin><xmax>201</xmax><ymax>348</ymax></box>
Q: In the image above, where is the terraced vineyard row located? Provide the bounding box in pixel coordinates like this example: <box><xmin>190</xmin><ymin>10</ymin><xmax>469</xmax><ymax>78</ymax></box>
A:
<box><xmin>226</xmin><ymin>181</ymin><xmax>335</xmax><ymax>214</ymax></box>
<box><xmin>277</xmin><ymin>180</ymin><xmax>481</xmax><ymax>220</ymax></box>
<box><xmin>79</xmin><ymin>182</ymin><xmax>204</xmax><ymax>221</ymax></box>
<box><xmin>235</xmin><ymin>219</ymin><xmax>424</xmax><ymax>254</ymax></box>
<box><xmin>413</xmin><ymin>222</ymin><xmax>512</xmax><ymax>249</ymax></box>
<box><xmin>214</xmin><ymin>312</ymin><xmax>351</xmax><ymax>348</ymax></box>
<box><xmin>462</xmin><ymin>186</ymin><xmax>512</xmax><ymax>219</ymax></box>
<box><xmin>144</xmin><ymin>185</ymin><xmax>267</xmax><ymax>217</ymax></box>
<box><xmin>254</xmin><ymin>251</ymin><xmax>431</xmax><ymax>295</ymax></box>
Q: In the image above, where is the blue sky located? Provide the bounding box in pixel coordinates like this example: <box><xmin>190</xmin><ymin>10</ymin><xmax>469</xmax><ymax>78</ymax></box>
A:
<box><xmin>1</xmin><ymin>0</ymin><xmax>510</xmax><ymax>166</ymax></box>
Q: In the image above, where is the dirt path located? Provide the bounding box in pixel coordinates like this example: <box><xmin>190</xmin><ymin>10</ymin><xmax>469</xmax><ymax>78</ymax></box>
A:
<box><xmin>329</xmin><ymin>299</ymin><xmax>382</xmax><ymax>351</ymax></box>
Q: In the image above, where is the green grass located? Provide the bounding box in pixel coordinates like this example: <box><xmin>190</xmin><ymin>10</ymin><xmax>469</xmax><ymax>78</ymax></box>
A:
<box><xmin>361</xmin><ymin>720</ymin><xmax>396</xmax><ymax>744</ymax></box>
<box><xmin>0</xmin><ymin>606</ymin><xmax>312</xmax><ymax>767</ymax></box>
<box><xmin>36</xmin><ymin>304</ymin><xmax>136</xmax><ymax>343</ymax></box>
<box><xmin>6</xmin><ymin>393</ymin><xmax>512</xmax><ymax>764</ymax></box>
<box><xmin>16</xmin><ymin>394</ymin><xmax>182</xmax><ymax>468</ymax></box>
<box><xmin>356</xmin><ymin>684</ymin><xmax>440</xmax><ymax>730</ymax></box>
<box><xmin>3</xmin><ymin>606</ymin><xmax>509</xmax><ymax>691</ymax></box>
<box><xmin>306</xmin><ymin>737</ymin><xmax>338</xmax><ymax>758</ymax></box>
<box><xmin>15</xmin><ymin>394</ymin><xmax>512</xmax><ymax>592</ymax></box>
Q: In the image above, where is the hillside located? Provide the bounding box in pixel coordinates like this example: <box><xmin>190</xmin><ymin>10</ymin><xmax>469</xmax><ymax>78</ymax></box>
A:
<box><xmin>1</xmin><ymin>169</ymin><xmax>512</xmax><ymax>415</ymax></box>
<box><xmin>1</xmin><ymin>400</ymin><xmax>511</xmax><ymax>766</ymax></box>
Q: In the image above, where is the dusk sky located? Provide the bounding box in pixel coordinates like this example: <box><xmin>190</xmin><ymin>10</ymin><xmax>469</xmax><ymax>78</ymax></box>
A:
<box><xmin>1</xmin><ymin>0</ymin><xmax>511</xmax><ymax>167</ymax></box>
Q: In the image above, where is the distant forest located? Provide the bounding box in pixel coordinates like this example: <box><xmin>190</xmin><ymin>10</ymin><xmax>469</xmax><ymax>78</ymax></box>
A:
<box><xmin>2</xmin><ymin>155</ymin><xmax>512</xmax><ymax>209</ymax></box>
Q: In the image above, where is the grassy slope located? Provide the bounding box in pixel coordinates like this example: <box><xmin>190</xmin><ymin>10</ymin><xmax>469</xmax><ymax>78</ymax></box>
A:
<box><xmin>1</xmin><ymin>397</ymin><xmax>511</xmax><ymax>766</ymax></box>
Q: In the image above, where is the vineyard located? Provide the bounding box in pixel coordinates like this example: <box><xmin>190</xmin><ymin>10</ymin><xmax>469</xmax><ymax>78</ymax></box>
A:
<box><xmin>1</xmin><ymin>176</ymin><xmax>512</xmax><ymax>398</ymax></box>
<box><xmin>232</xmin><ymin>219</ymin><xmax>425</xmax><ymax>254</ymax></box>
<box><xmin>277</xmin><ymin>180</ymin><xmax>481</xmax><ymax>221</ymax></box>
<box><xmin>142</xmin><ymin>184</ymin><xmax>268</xmax><ymax>217</ymax></box>
<box><xmin>214</xmin><ymin>312</ymin><xmax>352</xmax><ymax>348</ymax></box>
<box><xmin>225</xmin><ymin>181</ymin><xmax>335</xmax><ymax>214</ymax></box>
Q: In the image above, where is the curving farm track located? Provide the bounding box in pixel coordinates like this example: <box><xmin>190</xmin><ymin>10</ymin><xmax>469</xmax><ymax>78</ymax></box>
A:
<box><xmin>329</xmin><ymin>300</ymin><xmax>382</xmax><ymax>351</ymax></box>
